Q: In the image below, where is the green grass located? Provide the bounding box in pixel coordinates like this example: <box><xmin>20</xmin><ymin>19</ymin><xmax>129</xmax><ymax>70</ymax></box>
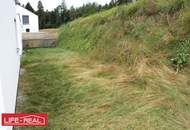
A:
<box><xmin>16</xmin><ymin>48</ymin><xmax>190</xmax><ymax>130</ymax></box>
<box><xmin>16</xmin><ymin>0</ymin><xmax>190</xmax><ymax>129</ymax></box>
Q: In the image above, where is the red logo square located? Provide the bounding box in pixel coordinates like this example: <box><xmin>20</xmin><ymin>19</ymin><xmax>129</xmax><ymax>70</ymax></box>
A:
<box><xmin>2</xmin><ymin>113</ymin><xmax>48</xmax><ymax>126</ymax></box>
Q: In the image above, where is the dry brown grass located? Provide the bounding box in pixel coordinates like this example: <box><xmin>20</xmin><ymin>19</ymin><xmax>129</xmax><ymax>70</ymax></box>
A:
<box><xmin>17</xmin><ymin>48</ymin><xmax>190</xmax><ymax>130</ymax></box>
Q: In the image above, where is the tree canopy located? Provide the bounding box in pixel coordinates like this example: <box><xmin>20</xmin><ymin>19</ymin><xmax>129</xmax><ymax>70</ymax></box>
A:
<box><xmin>25</xmin><ymin>2</ymin><xmax>35</xmax><ymax>13</ymax></box>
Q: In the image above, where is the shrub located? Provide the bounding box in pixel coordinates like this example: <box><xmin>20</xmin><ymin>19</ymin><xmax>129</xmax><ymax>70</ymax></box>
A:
<box><xmin>171</xmin><ymin>39</ymin><xmax>190</xmax><ymax>72</ymax></box>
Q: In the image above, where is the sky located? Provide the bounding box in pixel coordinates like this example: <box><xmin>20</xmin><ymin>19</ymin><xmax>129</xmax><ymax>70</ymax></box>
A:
<box><xmin>19</xmin><ymin>0</ymin><xmax>111</xmax><ymax>11</ymax></box>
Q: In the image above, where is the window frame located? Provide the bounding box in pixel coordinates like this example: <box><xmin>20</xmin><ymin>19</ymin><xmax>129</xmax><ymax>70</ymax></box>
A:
<box><xmin>22</xmin><ymin>15</ymin><xmax>29</xmax><ymax>25</ymax></box>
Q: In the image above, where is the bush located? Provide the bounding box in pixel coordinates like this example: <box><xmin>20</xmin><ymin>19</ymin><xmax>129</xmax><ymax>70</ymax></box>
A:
<box><xmin>171</xmin><ymin>39</ymin><xmax>190</xmax><ymax>72</ymax></box>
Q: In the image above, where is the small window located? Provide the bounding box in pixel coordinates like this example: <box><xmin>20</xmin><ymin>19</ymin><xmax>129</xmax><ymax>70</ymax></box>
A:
<box><xmin>26</xmin><ymin>29</ymin><xmax>30</xmax><ymax>32</ymax></box>
<box><xmin>22</xmin><ymin>15</ymin><xmax>29</xmax><ymax>25</ymax></box>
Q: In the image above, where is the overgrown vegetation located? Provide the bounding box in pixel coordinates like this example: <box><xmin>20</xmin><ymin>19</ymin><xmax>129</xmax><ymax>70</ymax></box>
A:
<box><xmin>59</xmin><ymin>0</ymin><xmax>190</xmax><ymax>70</ymax></box>
<box><xmin>172</xmin><ymin>40</ymin><xmax>190</xmax><ymax>72</ymax></box>
<box><xmin>16</xmin><ymin>48</ymin><xmax>190</xmax><ymax>130</ymax></box>
<box><xmin>16</xmin><ymin>0</ymin><xmax>190</xmax><ymax>130</ymax></box>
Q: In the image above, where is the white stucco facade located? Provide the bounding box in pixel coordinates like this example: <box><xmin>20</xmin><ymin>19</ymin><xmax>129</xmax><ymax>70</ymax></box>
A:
<box><xmin>16</xmin><ymin>5</ymin><xmax>39</xmax><ymax>32</ymax></box>
<box><xmin>0</xmin><ymin>0</ymin><xmax>22</xmax><ymax>130</ymax></box>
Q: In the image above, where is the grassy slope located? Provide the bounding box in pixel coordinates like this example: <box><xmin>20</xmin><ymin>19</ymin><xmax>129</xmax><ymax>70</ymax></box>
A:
<box><xmin>16</xmin><ymin>0</ymin><xmax>190</xmax><ymax>130</ymax></box>
<box><xmin>59</xmin><ymin>0</ymin><xmax>190</xmax><ymax>65</ymax></box>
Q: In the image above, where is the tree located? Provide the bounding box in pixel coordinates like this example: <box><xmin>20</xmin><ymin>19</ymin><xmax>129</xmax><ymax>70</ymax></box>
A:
<box><xmin>37</xmin><ymin>0</ymin><xmax>44</xmax><ymax>13</ymax></box>
<box><xmin>116</xmin><ymin>0</ymin><xmax>133</xmax><ymax>5</ymax></box>
<box><xmin>69</xmin><ymin>6</ymin><xmax>76</xmax><ymax>21</ymax></box>
<box><xmin>15</xmin><ymin>0</ymin><xmax>21</xmax><ymax>5</ymax></box>
<box><xmin>36</xmin><ymin>0</ymin><xmax>45</xmax><ymax>29</ymax></box>
<box><xmin>25</xmin><ymin>2</ymin><xmax>35</xmax><ymax>13</ymax></box>
<box><xmin>54</xmin><ymin>6</ymin><xmax>62</xmax><ymax>26</ymax></box>
<box><xmin>33</xmin><ymin>0</ymin><xmax>122</xmax><ymax>29</ymax></box>
<box><xmin>60</xmin><ymin>0</ymin><xmax>69</xmax><ymax>23</ymax></box>
<box><xmin>109</xmin><ymin>0</ymin><xmax>117</xmax><ymax>7</ymax></box>
<box><xmin>61</xmin><ymin>0</ymin><xmax>67</xmax><ymax>11</ymax></box>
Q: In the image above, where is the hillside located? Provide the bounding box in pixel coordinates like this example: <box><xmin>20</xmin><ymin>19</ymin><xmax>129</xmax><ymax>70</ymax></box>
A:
<box><xmin>59</xmin><ymin>0</ymin><xmax>190</xmax><ymax>69</ymax></box>
<box><xmin>16</xmin><ymin>0</ymin><xmax>190</xmax><ymax>130</ymax></box>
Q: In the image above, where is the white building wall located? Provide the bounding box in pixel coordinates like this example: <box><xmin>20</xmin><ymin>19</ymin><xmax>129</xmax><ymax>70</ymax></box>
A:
<box><xmin>16</xmin><ymin>5</ymin><xmax>39</xmax><ymax>32</ymax></box>
<box><xmin>0</xmin><ymin>0</ymin><xmax>22</xmax><ymax>130</ymax></box>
